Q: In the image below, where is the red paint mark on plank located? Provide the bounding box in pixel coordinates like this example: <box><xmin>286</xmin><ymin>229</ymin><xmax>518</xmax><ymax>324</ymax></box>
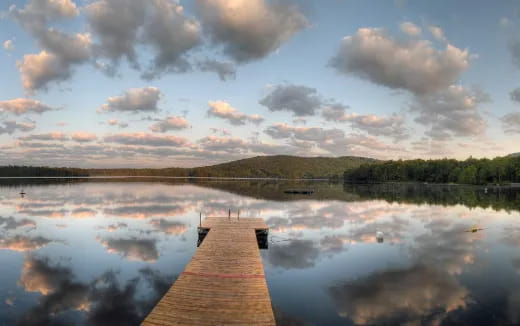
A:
<box><xmin>183</xmin><ymin>271</ymin><xmax>265</xmax><ymax>279</ymax></box>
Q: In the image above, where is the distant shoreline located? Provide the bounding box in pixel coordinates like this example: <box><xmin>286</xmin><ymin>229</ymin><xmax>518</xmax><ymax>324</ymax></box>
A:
<box><xmin>0</xmin><ymin>176</ymin><xmax>331</xmax><ymax>181</ymax></box>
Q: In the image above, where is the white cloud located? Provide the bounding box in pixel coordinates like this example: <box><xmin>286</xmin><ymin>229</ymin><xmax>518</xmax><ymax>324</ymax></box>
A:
<box><xmin>330</xmin><ymin>28</ymin><xmax>469</xmax><ymax>94</ymax></box>
<box><xmin>107</xmin><ymin>119</ymin><xmax>128</xmax><ymax>128</ymax></box>
<box><xmin>207</xmin><ymin>101</ymin><xmax>263</xmax><ymax>125</ymax></box>
<box><xmin>259</xmin><ymin>84</ymin><xmax>322</xmax><ymax>116</ymax></box>
<box><xmin>19</xmin><ymin>132</ymin><xmax>68</xmax><ymax>141</ymax></box>
<box><xmin>0</xmin><ymin>98</ymin><xmax>58</xmax><ymax>115</ymax></box>
<box><xmin>429</xmin><ymin>25</ymin><xmax>446</xmax><ymax>41</ymax></box>
<box><xmin>104</xmin><ymin>132</ymin><xmax>189</xmax><ymax>147</ymax></box>
<box><xmin>400</xmin><ymin>21</ymin><xmax>422</xmax><ymax>37</ymax></box>
<box><xmin>98</xmin><ymin>87</ymin><xmax>161</xmax><ymax>113</ymax></box>
<box><xmin>501</xmin><ymin>112</ymin><xmax>520</xmax><ymax>134</ymax></box>
<box><xmin>0</xmin><ymin>121</ymin><xmax>35</xmax><ymax>135</ymax></box>
<box><xmin>196</xmin><ymin>0</ymin><xmax>308</xmax><ymax>62</ymax></box>
<box><xmin>322</xmin><ymin>106</ymin><xmax>409</xmax><ymax>141</ymax></box>
<box><xmin>150</xmin><ymin>116</ymin><xmax>190</xmax><ymax>132</ymax></box>
<box><xmin>3</xmin><ymin>39</ymin><xmax>14</xmax><ymax>52</ymax></box>
<box><xmin>71</xmin><ymin>132</ymin><xmax>97</xmax><ymax>143</ymax></box>
<box><xmin>11</xmin><ymin>1</ymin><xmax>91</xmax><ymax>91</ymax></box>
<box><xmin>410</xmin><ymin>85</ymin><xmax>488</xmax><ymax>139</ymax></box>
<box><xmin>197</xmin><ymin>59</ymin><xmax>236</xmax><ymax>81</ymax></box>
<box><xmin>85</xmin><ymin>0</ymin><xmax>200</xmax><ymax>79</ymax></box>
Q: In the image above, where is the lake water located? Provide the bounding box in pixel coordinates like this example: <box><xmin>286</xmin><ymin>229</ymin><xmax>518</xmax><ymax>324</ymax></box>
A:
<box><xmin>0</xmin><ymin>179</ymin><xmax>519</xmax><ymax>326</ymax></box>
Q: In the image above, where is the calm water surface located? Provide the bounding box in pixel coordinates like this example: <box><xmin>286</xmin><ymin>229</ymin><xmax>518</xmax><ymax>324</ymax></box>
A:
<box><xmin>0</xmin><ymin>179</ymin><xmax>519</xmax><ymax>326</ymax></box>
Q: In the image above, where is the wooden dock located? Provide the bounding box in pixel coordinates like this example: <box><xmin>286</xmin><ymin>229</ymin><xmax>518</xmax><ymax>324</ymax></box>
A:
<box><xmin>141</xmin><ymin>217</ymin><xmax>275</xmax><ymax>326</ymax></box>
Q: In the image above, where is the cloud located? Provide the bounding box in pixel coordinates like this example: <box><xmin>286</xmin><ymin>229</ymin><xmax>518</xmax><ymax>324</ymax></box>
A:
<box><xmin>71</xmin><ymin>132</ymin><xmax>97</xmax><ymax>143</ymax></box>
<box><xmin>207</xmin><ymin>100</ymin><xmax>264</xmax><ymax>125</ymax></box>
<box><xmin>0</xmin><ymin>121</ymin><xmax>35</xmax><ymax>135</ymax></box>
<box><xmin>400</xmin><ymin>21</ymin><xmax>422</xmax><ymax>37</ymax></box>
<box><xmin>329</xmin><ymin>265</ymin><xmax>468</xmax><ymax>325</ymax></box>
<box><xmin>266</xmin><ymin>239</ymin><xmax>320</xmax><ymax>269</ymax></box>
<box><xmin>98</xmin><ymin>237</ymin><xmax>159</xmax><ymax>262</ymax></box>
<box><xmin>140</xmin><ymin>0</ymin><xmax>201</xmax><ymax>78</ymax></box>
<box><xmin>501</xmin><ymin>112</ymin><xmax>520</xmax><ymax>134</ymax></box>
<box><xmin>429</xmin><ymin>25</ymin><xmax>446</xmax><ymax>41</ymax></box>
<box><xmin>322</xmin><ymin>105</ymin><xmax>409</xmax><ymax>141</ymax></box>
<box><xmin>150</xmin><ymin>116</ymin><xmax>190</xmax><ymax>132</ymax></box>
<box><xmin>510</xmin><ymin>88</ymin><xmax>520</xmax><ymax>102</ymax></box>
<box><xmin>10</xmin><ymin>0</ymin><xmax>92</xmax><ymax>92</ymax></box>
<box><xmin>410</xmin><ymin>85</ymin><xmax>488</xmax><ymax>139</ymax></box>
<box><xmin>98</xmin><ymin>87</ymin><xmax>161</xmax><ymax>113</ymax></box>
<box><xmin>149</xmin><ymin>219</ymin><xmax>187</xmax><ymax>235</ymax></box>
<box><xmin>197</xmin><ymin>59</ymin><xmax>236</xmax><ymax>81</ymax></box>
<box><xmin>264</xmin><ymin>123</ymin><xmax>344</xmax><ymax>142</ymax></box>
<box><xmin>329</xmin><ymin>28</ymin><xmax>469</xmax><ymax>94</ymax></box>
<box><xmin>107</xmin><ymin>119</ymin><xmax>128</xmax><ymax>128</ymax></box>
<box><xmin>0</xmin><ymin>98</ymin><xmax>58</xmax><ymax>115</ymax></box>
<box><xmin>0</xmin><ymin>216</ymin><xmax>36</xmax><ymax>230</ymax></box>
<box><xmin>19</xmin><ymin>132</ymin><xmax>68</xmax><ymax>141</ymax></box>
<box><xmin>3</xmin><ymin>39</ymin><xmax>14</xmax><ymax>51</ymax></box>
<box><xmin>259</xmin><ymin>84</ymin><xmax>322</xmax><ymax>116</ymax></box>
<box><xmin>104</xmin><ymin>132</ymin><xmax>189</xmax><ymax>147</ymax></box>
<box><xmin>198</xmin><ymin>135</ymin><xmax>248</xmax><ymax>153</ymax></box>
<box><xmin>85</xmin><ymin>0</ymin><xmax>200</xmax><ymax>79</ymax></box>
<box><xmin>196</xmin><ymin>0</ymin><xmax>308</xmax><ymax>62</ymax></box>
<box><xmin>0</xmin><ymin>235</ymin><xmax>53</xmax><ymax>251</ymax></box>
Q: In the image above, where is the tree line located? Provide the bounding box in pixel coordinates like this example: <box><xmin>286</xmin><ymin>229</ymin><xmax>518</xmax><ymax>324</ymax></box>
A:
<box><xmin>0</xmin><ymin>166</ymin><xmax>89</xmax><ymax>177</ymax></box>
<box><xmin>344</xmin><ymin>156</ymin><xmax>520</xmax><ymax>185</ymax></box>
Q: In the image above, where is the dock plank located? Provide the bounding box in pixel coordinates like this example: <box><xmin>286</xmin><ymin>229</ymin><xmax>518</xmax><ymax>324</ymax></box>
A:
<box><xmin>141</xmin><ymin>217</ymin><xmax>275</xmax><ymax>326</ymax></box>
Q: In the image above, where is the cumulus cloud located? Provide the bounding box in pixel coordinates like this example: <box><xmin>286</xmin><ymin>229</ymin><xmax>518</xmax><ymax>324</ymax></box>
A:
<box><xmin>71</xmin><ymin>132</ymin><xmax>97</xmax><ymax>143</ymax></box>
<box><xmin>259</xmin><ymin>84</ymin><xmax>322</xmax><ymax>116</ymax></box>
<box><xmin>98</xmin><ymin>87</ymin><xmax>161</xmax><ymax>113</ymax></box>
<box><xmin>400</xmin><ymin>21</ymin><xmax>421</xmax><ymax>37</ymax></box>
<box><xmin>329</xmin><ymin>27</ymin><xmax>469</xmax><ymax>94</ymax></box>
<box><xmin>98</xmin><ymin>237</ymin><xmax>159</xmax><ymax>262</ymax></box>
<box><xmin>510</xmin><ymin>88</ymin><xmax>520</xmax><ymax>102</ymax></box>
<box><xmin>85</xmin><ymin>0</ymin><xmax>200</xmax><ymax>78</ymax></box>
<box><xmin>0</xmin><ymin>121</ymin><xmax>35</xmax><ymax>135</ymax></box>
<box><xmin>0</xmin><ymin>235</ymin><xmax>53</xmax><ymax>251</ymax></box>
<box><xmin>149</xmin><ymin>219</ymin><xmax>187</xmax><ymax>235</ymax></box>
<box><xmin>0</xmin><ymin>98</ymin><xmax>58</xmax><ymax>115</ymax></box>
<box><xmin>11</xmin><ymin>1</ymin><xmax>92</xmax><ymax>91</ymax></box>
<box><xmin>266</xmin><ymin>240</ymin><xmax>320</xmax><ymax>269</ymax></box>
<box><xmin>501</xmin><ymin>112</ymin><xmax>520</xmax><ymax>134</ymax></box>
<box><xmin>197</xmin><ymin>59</ymin><xmax>236</xmax><ymax>81</ymax></box>
<box><xmin>410</xmin><ymin>85</ymin><xmax>488</xmax><ymax>139</ymax></box>
<box><xmin>3</xmin><ymin>39</ymin><xmax>14</xmax><ymax>51</ymax></box>
<box><xmin>429</xmin><ymin>25</ymin><xmax>446</xmax><ymax>41</ymax></box>
<box><xmin>0</xmin><ymin>216</ymin><xmax>36</xmax><ymax>230</ymax></box>
<box><xmin>322</xmin><ymin>105</ymin><xmax>409</xmax><ymax>141</ymax></box>
<box><xmin>107</xmin><ymin>119</ymin><xmax>128</xmax><ymax>128</ymax></box>
<box><xmin>329</xmin><ymin>265</ymin><xmax>468</xmax><ymax>325</ymax></box>
<box><xmin>207</xmin><ymin>100</ymin><xmax>264</xmax><ymax>125</ymax></box>
<box><xmin>196</xmin><ymin>0</ymin><xmax>308</xmax><ymax>62</ymax></box>
<box><xmin>104</xmin><ymin>132</ymin><xmax>189</xmax><ymax>147</ymax></box>
<box><xmin>150</xmin><ymin>116</ymin><xmax>190</xmax><ymax>132</ymax></box>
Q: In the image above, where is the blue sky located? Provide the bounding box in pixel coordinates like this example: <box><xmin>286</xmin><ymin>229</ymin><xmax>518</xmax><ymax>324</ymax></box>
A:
<box><xmin>0</xmin><ymin>0</ymin><xmax>518</xmax><ymax>168</ymax></box>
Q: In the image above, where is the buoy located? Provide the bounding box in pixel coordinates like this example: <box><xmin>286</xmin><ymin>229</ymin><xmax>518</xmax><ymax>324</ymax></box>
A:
<box><xmin>376</xmin><ymin>231</ymin><xmax>384</xmax><ymax>243</ymax></box>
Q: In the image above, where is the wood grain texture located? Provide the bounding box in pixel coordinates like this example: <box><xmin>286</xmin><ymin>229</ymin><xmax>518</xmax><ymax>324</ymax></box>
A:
<box><xmin>141</xmin><ymin>217</ymin><xmax>275</xmax><ymax>326</ymax></box>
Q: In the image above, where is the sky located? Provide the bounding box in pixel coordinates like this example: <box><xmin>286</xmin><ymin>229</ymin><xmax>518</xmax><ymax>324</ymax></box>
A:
<box><xmin>0</xmin><ymin>0</ymin><xmax>519</xmax><ymax>168</ymax></box>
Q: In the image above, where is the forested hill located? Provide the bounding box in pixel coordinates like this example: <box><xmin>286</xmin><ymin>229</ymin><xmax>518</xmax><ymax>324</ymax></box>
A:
<box><xmin>344</xmin><ymin>156</ymin><xmax>520</xmax><ymax>185</ymax></box>
<box><xmin>0</xmin><ymin>155</ymin><xmax>376</xmax><ymax>179</ymax></box>
<box><xmin>90</xmin><ymin>156</ymin><xmax>376</xmax><ymax>179</ymax></box>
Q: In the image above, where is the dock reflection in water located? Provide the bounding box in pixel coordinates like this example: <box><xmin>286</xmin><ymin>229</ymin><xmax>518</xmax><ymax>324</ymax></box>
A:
<box><xmin>0</xmin><ymin>179</ymin><xmax>519</xmax><ymax>325</ymax></box>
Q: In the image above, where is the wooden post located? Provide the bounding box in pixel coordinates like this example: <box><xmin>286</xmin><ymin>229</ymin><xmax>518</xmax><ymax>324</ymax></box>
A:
<box><xmin>238</xmin><ymin>209</ymin><xmax>240</xmax><ymax>220</ymax></box>
<box><xmin>228</xmin><ymin>208</ymin><xmax>230</xmax><ymax>219</ymax></box>
<box><xmin>199</xmin><ymin>212</ymin><xmax>202</xmax><ymax>227</ymax></box>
